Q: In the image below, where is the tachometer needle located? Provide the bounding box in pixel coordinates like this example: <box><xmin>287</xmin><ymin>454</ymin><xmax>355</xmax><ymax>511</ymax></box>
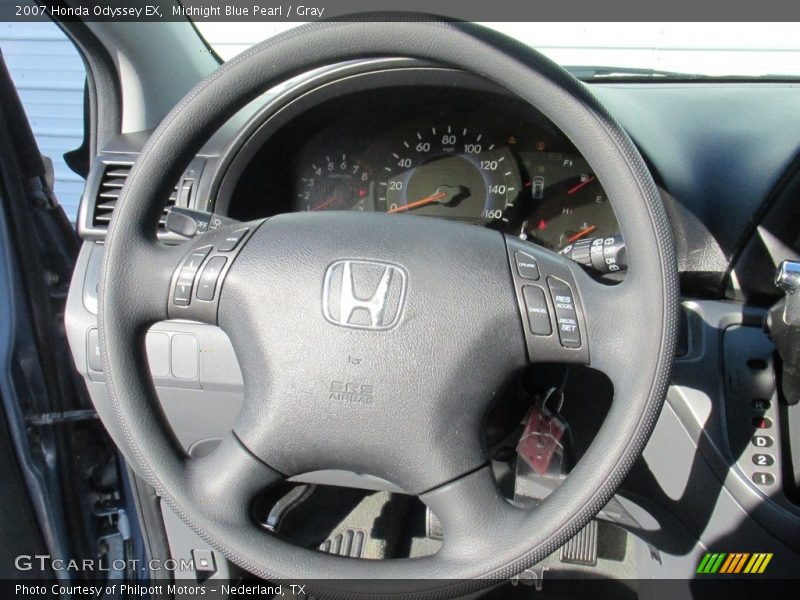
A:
<box><xmin>567</xmin><ymin>176</ymin><xmax>596</xmax><ymax>195</ymax></box>
<box><xmin>567</xmin><ymin>225</ymin><xmax>597</xmax><ymax>244</ymax></box>
<box><xmin>387</xmin><ymin>190</ymin><xmax>448</xmax><ymax>214</ymax></box>
<box><xmin>310</xmin><ymin>196</ymin><xmax>339</xmax><ymax>211</ymax></box>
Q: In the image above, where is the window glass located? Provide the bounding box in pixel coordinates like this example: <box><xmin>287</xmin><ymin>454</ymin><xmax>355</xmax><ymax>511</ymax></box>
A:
<box><xmin>0</xmin><ymin>21</ymin><xmax>86</xmax><ymax>222</ymax></box>
<box><xmin>197</xmin><ymin>22</ymin><xmax>800</xmax><ymax>78</ymax></box>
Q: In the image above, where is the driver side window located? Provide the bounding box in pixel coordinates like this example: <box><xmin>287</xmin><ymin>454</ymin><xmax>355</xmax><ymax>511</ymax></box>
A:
<box><xmin>0</xmin><ymin>21</ymin><xmax>86</xmax><ymax>223</ymax></box>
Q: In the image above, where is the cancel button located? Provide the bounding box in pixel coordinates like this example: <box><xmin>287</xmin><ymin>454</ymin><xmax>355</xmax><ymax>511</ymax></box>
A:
<box><xmin>522</xmin><ymin>286</ymin><xmax>552</xmax><ymax>336</ymax></box>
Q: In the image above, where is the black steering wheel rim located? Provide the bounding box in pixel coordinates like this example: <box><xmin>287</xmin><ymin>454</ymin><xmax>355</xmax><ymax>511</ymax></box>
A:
<box><xmin>99</xmin><ymin>19</ymin><xmax>678</xmax><ymax>596</ymax></box>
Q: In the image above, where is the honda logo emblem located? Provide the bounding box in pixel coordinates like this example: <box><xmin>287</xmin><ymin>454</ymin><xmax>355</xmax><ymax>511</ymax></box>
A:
<box><xmin>323</xmin><ymin>260</ymin><xmax>407</xmax><ymax>330</ymax></box>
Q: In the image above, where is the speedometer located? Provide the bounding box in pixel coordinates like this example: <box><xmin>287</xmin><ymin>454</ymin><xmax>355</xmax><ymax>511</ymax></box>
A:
<box><xmin>376</xmin><ymin>124</ymin><xmax>521</xmax><ymax>225</ymax></box>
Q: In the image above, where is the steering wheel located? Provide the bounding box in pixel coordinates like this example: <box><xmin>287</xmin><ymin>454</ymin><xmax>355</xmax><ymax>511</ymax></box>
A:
<box><xmin>99</xmin><ymin>20</ymin><xmax>677</xmax><ymax>597</ymax></box>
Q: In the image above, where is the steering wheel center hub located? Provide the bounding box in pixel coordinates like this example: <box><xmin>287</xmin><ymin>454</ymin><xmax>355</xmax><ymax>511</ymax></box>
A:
<box><xmin>220</xmin><ymin>212</ymin><xmax>527</xmax><ymax>492</ymax></box>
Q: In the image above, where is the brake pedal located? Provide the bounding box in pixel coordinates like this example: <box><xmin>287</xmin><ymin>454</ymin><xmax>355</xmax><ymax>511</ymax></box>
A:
<box><xmin>559</xmin><ymin>519</ymin><xmax>598</xmax><ymax>566</ymax></box>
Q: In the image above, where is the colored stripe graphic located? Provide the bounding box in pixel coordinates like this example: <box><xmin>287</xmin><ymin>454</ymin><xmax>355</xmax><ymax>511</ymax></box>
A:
<box><xmin>719</xmin><ymin>554</ymin><xmax>735</xmax><ymax>573</ymax></box>
<box><xmin>696</xmin><ymin>553</ymin><xmax>713</xmax><ymax>574</ymax></box>
<box><xmin>743</xmin><ymin>553</ymin><xmax>773</xmax><ymax>574</ymax></box>
<box><xmin>697</xmin><ymin>552</ymin><xmax>773</xmax><ymax>574</ymax></box>
<box><xmin>697</xmin><ymin>553</ymin><xmax>726</xmax><ymax>574</ymax></box>
<box><xmin>719</xmin><ymin>553</ymin><xmax>749</xmax><ymax>573</ymax></box>
<box><xmin>733</xmin><ymin>553</ymin><xmax>750</xmax><ymax>573</ymax></box>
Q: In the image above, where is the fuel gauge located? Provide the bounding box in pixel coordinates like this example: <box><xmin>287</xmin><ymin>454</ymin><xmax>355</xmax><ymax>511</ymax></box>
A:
<box><xmin>516</xmin><ymin>152</ymin><xmax>621</xmax><ymax>253</ymax></box>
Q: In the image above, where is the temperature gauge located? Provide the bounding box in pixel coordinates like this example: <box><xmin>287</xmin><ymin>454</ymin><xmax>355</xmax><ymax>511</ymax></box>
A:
<box><xmin>516</xmin><ymin>152</ymin><xmax>620</xmax><ymax>253</ymax></box>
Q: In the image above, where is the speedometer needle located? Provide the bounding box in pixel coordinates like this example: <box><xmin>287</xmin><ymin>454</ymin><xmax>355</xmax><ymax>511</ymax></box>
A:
<box><xmin>567</xmin><ymin>225</ymin><xmax>597</xmax><ymax>244</ymax></box>
<box><xmin>387</xmin><ymin>190</ymin><xmax>448</xmax><ymax>214</ymax></box>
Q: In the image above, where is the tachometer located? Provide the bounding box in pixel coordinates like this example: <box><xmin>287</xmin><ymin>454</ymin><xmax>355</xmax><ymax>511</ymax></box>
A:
<box><xmin>377</xmin><ymin>124</ymin><xmax>521</xmax><ymax>224</ymax></box>
<box><xmin>295</xmin><ymin>153</ymin><xmax>374</xmax><ymax>212</ymax></box>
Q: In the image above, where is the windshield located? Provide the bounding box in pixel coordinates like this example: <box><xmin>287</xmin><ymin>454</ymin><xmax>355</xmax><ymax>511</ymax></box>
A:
<box><xmin>196</xmin><ymin>22</ymin><xmax>800</xmax><ymax>78</ymax></box>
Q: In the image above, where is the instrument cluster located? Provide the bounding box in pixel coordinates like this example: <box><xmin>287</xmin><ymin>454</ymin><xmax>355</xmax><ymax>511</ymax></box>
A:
<box><xmin>223</xmin><ymin>84</ymin><xmax>625</xmax><ymax>275</ymax></box>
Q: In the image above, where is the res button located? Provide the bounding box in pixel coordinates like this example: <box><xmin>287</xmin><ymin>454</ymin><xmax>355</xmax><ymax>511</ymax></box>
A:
<box><xmin>86</xmin><ymin>328</ymin><xmax>102</xmax><ymax>372</ymax></box>
<box><xmin>548</xmin><ymin>278</ymin><xmax>581</xmax><ymax>348</ymax></box>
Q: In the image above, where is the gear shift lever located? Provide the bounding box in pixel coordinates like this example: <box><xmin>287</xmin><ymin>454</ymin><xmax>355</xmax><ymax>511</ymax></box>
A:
<box><xmin>766</xmin><ymin>260</ymin><xmax>800</xmax><ymax>405</ymax></box>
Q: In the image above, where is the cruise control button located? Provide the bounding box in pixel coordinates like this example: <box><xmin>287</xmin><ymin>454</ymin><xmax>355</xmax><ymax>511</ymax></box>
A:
<box><xmin>196</xmin><ymin>256</ymin><xmax>227</xmax><ymax>301</ymax></box>
<box><xmin>217</xmin><ymin>227</ymin><xmax>249</xmax><ymax>252</ymax></box>
<box><xmin>522</xmin><ymin>286</ymin><xmax>552</xmax><ymax>335</ymax></box>
<box><xmin>752</xmin><ymin>472</ymin><xmax>775</xmax><ymax>486</ymax></box>
<box><xmin>548</xmin><ymin>278</ymin><xmax>581</xmax><ymax>348</ymax></box>
<box><xmin>752</xmin><ymin>435</ymin><xmax>773</xmax><ymax>448</ymax></box>
<box><xmin>514</xmin><ymin>251</ymin><xmax>540</xmax><ymax>280</ymax></box>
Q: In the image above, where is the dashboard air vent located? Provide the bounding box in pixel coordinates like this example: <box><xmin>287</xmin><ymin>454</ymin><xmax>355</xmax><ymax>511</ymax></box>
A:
<box><xmin>92</xmin><ymin>163</ymin><xmax>178</xmax><ymax>231</ymax></box>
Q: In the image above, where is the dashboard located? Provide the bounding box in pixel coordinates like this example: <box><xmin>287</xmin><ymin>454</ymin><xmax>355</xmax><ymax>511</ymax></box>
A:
<box><xmin>218</xmin><ymin>73</ymin><xmax>626</xmax><ymax>276</ymax></box>
<box><xmin>79</xmin><ymin>63</ymin><xmax>800</xmax><ymax>299</ymax></box>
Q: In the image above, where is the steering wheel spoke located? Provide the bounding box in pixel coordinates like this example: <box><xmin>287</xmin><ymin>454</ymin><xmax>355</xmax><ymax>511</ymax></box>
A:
<box><xmin>505</xmin><ymin>237</ymin><xmax>593</xmax><ymax>365</ymax></box>
<box><xmin>165</xmin><ymin>221</ymin><xmax>262</xmax><ymax>325</ymax></box>
<box><xmin>572</xmin><ymin>264</ymin><xmax>672</xmax><ymax>416</ymax></box>
<box><xmin>183</xmin><ymin>433</ymin><xmax>284</xmax><ymax>526</ymax></box>
<box><xmin>98</xmin><ymin>242</ymin><xmax>184</xmax><ymax>327</ymax></box>
<box><xmin>576</xmin><ymin>271</ymin><xmax>639</xmax><ymax>376</ymax></box>
<box><xmin>421</xmin><ymin>466</ymin><xmax>525</xmax><ymax>561</ymax></box>
<box><xmin>506</xmin><ymin>235</ymin><xmax>656</xmax><ymax>401</ymax></box>
<box><xmin>100</xmin><ymin>219</ymin><xmax>261</xmax><ymax>329</ymax></box>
